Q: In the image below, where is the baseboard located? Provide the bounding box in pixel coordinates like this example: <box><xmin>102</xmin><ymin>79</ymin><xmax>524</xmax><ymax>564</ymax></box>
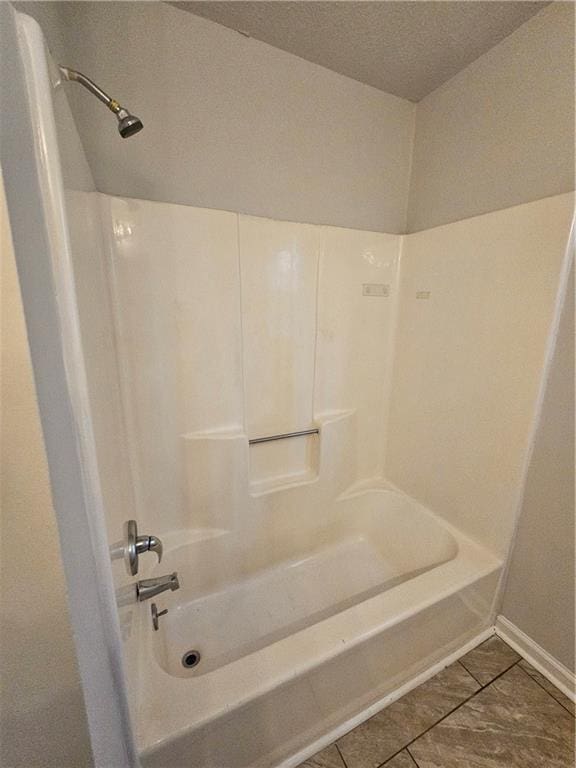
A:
<box><xmin>495</xmin><ymin>615</ymin><xmax>575</xmax><ymax>702</ymax></box>
<box><xmin>277</xmin><ymin>626</ymin><xmax>494</xmax><ymax>768</ymax></box>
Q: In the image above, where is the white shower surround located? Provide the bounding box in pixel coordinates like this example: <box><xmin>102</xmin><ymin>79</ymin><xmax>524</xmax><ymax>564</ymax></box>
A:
<box><xmin>99</xmin><ymin>190</ymin><xmax>571</xmax><ymax>767</ymax></box>
<box><xmin>12</xmin><ymin>10</ymin><xmax>575</xmax><ymax>768</ymax></box>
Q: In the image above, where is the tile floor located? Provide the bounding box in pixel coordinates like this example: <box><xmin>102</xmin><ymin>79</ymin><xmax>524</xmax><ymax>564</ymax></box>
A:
<box><xmin>299</xmin><ymin>636</ymin><xmax>575</xmax><ymax>768</ymax></box>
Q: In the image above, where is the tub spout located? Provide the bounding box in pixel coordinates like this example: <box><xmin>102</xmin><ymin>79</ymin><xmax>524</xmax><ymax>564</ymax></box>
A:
<box><xmin>136</xmin><ymin>572</ymin><xmax>179</xmax><ymax>602</ymax></box>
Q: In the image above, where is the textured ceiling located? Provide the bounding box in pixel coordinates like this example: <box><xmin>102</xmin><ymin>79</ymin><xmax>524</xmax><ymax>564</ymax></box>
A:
<box><xmin>174</xmin><ymin>1</ymin><xmax>549</xmax><ymax>101</ymax></box>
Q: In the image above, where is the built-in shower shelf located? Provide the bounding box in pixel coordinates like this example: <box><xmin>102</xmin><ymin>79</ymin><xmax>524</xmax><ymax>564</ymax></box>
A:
<box><xmin>180</xmin><ymin>411</ymin><xmax>355</xmax><ymax>521</ymax></box>
<box><xmin>248</xmin><ymin>428</ymin><xmax>319</xmax><ymax>495</ymax></box>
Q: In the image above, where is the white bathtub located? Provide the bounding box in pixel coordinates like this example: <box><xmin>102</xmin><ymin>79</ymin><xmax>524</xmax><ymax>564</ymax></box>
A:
<box><xmin>139</xmin><ymin>486</ymin><xmax>501</xmax><ymax>768</ymax></box>
<box><xmin>152</xmin><ymin>490</ymin><xmax>458</xmax><ymax>677</ymax></box>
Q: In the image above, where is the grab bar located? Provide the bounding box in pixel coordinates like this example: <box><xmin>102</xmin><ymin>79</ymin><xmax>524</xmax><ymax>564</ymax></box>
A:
<box><xmin>249</xmin><ymin>428</ymin><xmax>319</xmax><ymax>445</ymax></box>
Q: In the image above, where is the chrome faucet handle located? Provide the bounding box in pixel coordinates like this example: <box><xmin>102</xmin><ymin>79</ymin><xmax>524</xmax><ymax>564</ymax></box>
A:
<box><xmin>136</xmin><ymin>533</ymin><xmax>163</xmax><ymax>564</ymax></box>
<box><xmin>151</xmin><ymin>602</ymin><xmax>168</xmax><ymax>631</ymax></box>
<box><xmin>124</xmin><ymin>520</ymin><xmax>163</xmax><ymax>576</ymax></box>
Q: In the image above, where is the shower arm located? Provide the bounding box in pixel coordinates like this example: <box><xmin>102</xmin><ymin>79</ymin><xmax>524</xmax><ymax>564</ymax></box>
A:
<box><xmin>58</xmin><ymin>66</ymin><xmax>143</xmax><ymax>138</ymax></box>
<box><xmin>59</xmin><ymin>66</ymin><xmax>121</xmax><ymax>114</ymax></box>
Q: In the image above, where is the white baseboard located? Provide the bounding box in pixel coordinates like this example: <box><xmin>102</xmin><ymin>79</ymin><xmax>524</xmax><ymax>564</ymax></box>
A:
<box><xmin>277</xmin><ymin>626</ymin><xmax>494</xmax><ymax>768</ymax></box>
<box><xmin>495</xmin><ymin>615</ymin><xmax>575</xmax><ymax>702</ymax></box>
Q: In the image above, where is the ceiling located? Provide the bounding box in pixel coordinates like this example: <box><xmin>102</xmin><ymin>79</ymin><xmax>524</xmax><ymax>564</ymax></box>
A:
<box><xmin>174</xmin><ymin>1</ymin><xmax>549</xmax><ymax>102</ymax></box>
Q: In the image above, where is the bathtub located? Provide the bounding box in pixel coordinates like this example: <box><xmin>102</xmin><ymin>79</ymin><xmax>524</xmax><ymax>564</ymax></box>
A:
<box><xmin>139</xmin><ymin>486</ymin><xmax>501</xmax><ymax>768</ymax></box>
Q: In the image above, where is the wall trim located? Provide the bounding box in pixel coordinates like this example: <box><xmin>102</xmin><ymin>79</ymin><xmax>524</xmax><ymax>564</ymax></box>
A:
<box><xmin>277</xmin><ymin>626</ymin><xmax>494</xmax><ymax>768</ymax></box>
<box><xmin>495</xmin><ymin>615</ymin><xmax>576</xmax><ymax>702</ymax></box>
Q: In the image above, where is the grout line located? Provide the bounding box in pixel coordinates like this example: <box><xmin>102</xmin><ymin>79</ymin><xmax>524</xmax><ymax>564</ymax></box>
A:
<box><xmin>456</xmin><ymin>658</ymin><xmax>484</xmax><ymax>687</ymax></box>
<box><xmin>335</xmin><ymin>742</ymin><xmax>349</xmax><ymax>768</ymax></box>
<box><xmin>374</xmin><ymin>660</ymin><xmax>522</xmax><ymax>768</ymax></box>
<box><xmin>307</xmin><ymin>635</ymin><xmax>568</xmax><ymax>768</ymax></box>
<box><xmin>516</xmin><ymin>661</ymin><xmax>576</xmax><ymax>718</ymax></box>
<box><xmin>322</xmin><ymin>629</ymin><xmax>493</xmax><ymax>768</ymax></box>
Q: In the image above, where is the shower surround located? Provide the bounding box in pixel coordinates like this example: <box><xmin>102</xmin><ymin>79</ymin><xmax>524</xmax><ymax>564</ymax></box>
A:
<box><xmin>103</xmin><ymin>197</ymin><xmax>401</xmax><ymax>534</ymax></box>
<box><xmin>99</xmin><ymin>192</ymin><xmax>571</xmax><ymax>767</ymax></box>
<box><xmin>11</xmin><ymin>10</ymin><xmax>575</xmax><ymax>768</ymax></box>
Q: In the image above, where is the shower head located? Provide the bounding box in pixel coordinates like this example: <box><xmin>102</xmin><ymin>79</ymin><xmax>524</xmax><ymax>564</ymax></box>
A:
<box><xmin>116</xmin><ymin>109</ymin><xmax>144</xmax><ymax>139</ymax></box>
<box><xmin>59</xmin><ymin>66</ymin><xmax>143</xmax><ymax>139</ymax></box>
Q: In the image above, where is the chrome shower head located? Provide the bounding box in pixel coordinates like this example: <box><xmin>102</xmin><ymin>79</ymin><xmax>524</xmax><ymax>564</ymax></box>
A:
<box><xmin>116</xmin><ymin>108</ymin><xmax>144</xmax><ymax>139</ymax></box>
<box><xmin>59</xmin><ymin>66</ymin><xmax>143</xmax><ymax>139</ymax></box>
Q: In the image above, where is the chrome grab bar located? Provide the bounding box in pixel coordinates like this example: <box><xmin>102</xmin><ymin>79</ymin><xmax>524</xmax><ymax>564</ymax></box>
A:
<box><xmin>249</xmin><ymin>428</ymin><xmax>319</xmax><ymax>445</ymax></box>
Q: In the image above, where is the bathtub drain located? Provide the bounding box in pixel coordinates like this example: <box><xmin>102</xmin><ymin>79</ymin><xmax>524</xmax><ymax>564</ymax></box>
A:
<box><xmin>181</xmin><ymin>650</ymin><xmax>201</xmax><ymax>669</ymax></box>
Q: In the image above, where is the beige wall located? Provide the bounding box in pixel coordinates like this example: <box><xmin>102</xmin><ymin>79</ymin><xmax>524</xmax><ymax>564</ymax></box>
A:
<box><xmin>407</xmin><ymin>2</ymin><xmax>575</xmax><ymax>232</ymax></box>
<box><xmin>501</xmin><ymin>264</ymin><xmax>575</xmax><ymax>672</ymax></box>
<box><xmin>22</xmin><ymin>1</ymin><xmax>415</xmax><ymax>235</ymax></box>
<box><xmin>0</xmin><ymin>179</ymin><xmax>92</xmax><ymax>767</ymax></box>
<box><xmin>23</xmin><ymin>2</ymin><xmax>574</xmax><ymax>237</ymax></box>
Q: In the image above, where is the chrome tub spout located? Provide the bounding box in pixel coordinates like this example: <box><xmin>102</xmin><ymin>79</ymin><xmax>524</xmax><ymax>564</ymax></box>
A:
<box><xmin>136</xmin><ymin>572</ymin><xmax>179</xmax><ymax>602</ymax></box>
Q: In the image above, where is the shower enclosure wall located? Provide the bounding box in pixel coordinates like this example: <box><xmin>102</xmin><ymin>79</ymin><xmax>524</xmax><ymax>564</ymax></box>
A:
<box><xmin>7</xmin><ymin>10</ymin><xmax>574</xmax><ymax>768</ymax></box>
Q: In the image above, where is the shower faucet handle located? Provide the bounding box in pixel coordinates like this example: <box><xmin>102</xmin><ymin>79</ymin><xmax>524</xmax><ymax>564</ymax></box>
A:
<box><xmin>123</xmin><ymin>520</ymin><xmax>163</xmax><ymax>576</ymax></box>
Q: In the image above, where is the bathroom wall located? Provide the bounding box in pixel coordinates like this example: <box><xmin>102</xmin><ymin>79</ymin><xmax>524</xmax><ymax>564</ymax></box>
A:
<box><xmin>21</xmin><ymin>1</ymin><xmax>415</xmax><ymax>234</ymax></box>
<box><xmin>407</xmin><ymin>2</ymin><xmax>575</xmax><ymax>232</ymax></box>
<box><xmin>102</xmin><ymin>195</ymin><xmax>400</xmax><ymax>534</ymax></box>
<box><xmin>0</xmin><ymin>175</ymin><xmax>93</xmax><ymax>768</ymax></box>
<box><xmin>501</xmin><ymin>264</ymin><xmax>574</xmax><ymax>672</ymax></box>
<box><xmin>385</xmin><ymin>193</ymin><xmax>574</xmax><ymax>556</ymax></box>
<box><xmin>21</xmin><ymin>2</ymin><xmax>574</xmax><ymax>238</ymax></box>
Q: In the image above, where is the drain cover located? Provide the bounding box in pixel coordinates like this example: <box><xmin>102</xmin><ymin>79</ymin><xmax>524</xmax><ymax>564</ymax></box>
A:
<box><xmin>181</xmin><ymin>650</ymin><xmax>201</xmax><ymax>669</ymax></box>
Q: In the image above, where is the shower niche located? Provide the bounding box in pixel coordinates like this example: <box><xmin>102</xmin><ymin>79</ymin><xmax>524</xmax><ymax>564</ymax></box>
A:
<box><xmin>248</xmin><ymin>431</ymin><xmax>320</xmax><ymax>495</ymax></box>
<box><xmin>181</xmin><ymin>409</ymin><xmax>356</xmax><ymax>531</ymax></box>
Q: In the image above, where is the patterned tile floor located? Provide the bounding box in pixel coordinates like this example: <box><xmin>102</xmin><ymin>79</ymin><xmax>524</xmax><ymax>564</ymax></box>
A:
<box><xmin>299</xmin><ymin>636</ymin><xmax>575</xmax><ymax>768</ymax></box>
